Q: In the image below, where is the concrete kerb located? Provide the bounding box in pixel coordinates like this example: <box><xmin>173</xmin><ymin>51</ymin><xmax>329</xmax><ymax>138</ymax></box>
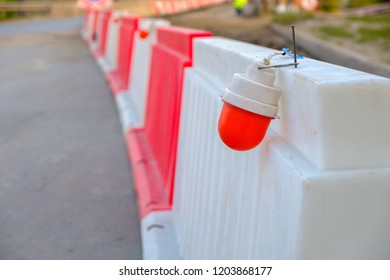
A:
<box><xmin>271</xmin><ymin>24</ymin><xmax>390</xmax><ymax>79</ymax></box>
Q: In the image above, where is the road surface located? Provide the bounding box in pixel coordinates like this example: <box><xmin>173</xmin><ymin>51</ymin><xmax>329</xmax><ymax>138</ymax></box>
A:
<box><xmin>0</xmin><ymin>17</ymin><xmax>142</xmax><ymax>259</ymax></box>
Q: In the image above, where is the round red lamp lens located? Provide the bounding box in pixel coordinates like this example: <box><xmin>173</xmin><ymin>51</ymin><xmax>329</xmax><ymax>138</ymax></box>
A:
<box><xmin>218</xmin><ymin>102</ymin><xmax>272</xmax><ymax>151</ymax></box>
<box><xmin>139</xmin><ymin>29</ymin><xmax>149</xmax><ymax>39</ymax></box>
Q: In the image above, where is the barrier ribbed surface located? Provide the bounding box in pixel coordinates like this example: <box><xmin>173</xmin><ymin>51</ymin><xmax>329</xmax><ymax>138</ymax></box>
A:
<box><xmin>107</xmin><ymin>16</ymin><xmax>139</xmax><ymax>95</ymax></box>
<box><xmin>93</xmin><ymin>10</ymin><xmax>112</xmax><ymax>59</ymax></box>
<box><xmin>128</xmin><ymin>26</ymin><xmax>212</xmax><ymax>218</ymax></box>
<box><xmin>145</xmin><ymin>26</ymin><xmax>212</xmax><ymax>205</ymax></box>
<box><xmin>175</xmin><ymin>68</ymin><xmax>266</xmax><ymax>259</ymax></box>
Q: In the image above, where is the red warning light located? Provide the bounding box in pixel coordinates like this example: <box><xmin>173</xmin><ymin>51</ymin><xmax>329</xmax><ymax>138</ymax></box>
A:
<box><xmin>139</xmin><ymin>29</ymin><xmax>149</xmax><ymax>39</ymax></box>
<box><xmin>218</xmin><ymin>102</ymin><xmax>272</xmax><ymax>151</ymax></box>
<box><xmin>217</xmin><ymin>63</ymin><xmax>282</xmax><ymax>151</ymax></box>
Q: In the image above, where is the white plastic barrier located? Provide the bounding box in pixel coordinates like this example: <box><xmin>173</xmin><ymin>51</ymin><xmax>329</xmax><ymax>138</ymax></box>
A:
<box><xmin>115</xmin><ymin>19</ymin><xmax>170</xmax><ymax>132</ymax></box>
<box><xmin>82</xmin><ymin>10</ymin><xmax>97</xmax><ymax>41</ymax></box>
<box><xmin>173</xmin><ymin>37</ymin><xmax>390</xmax><ymax>259</ymax></box>
<box><xmin>97</xmin><ymin>11</ymin><xmax>124</xmax><ymax>73</ymax></box>
<box><xmin>89</xmin><ymin>10</ymin><xmax>104</xmax><ymax>52</ymax></box>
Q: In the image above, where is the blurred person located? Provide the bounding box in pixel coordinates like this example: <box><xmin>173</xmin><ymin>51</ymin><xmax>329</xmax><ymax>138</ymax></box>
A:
<box><xmin>233</xmin><ymin>0</ymin><xmax>248</xmax><ymax>17</ymax></box>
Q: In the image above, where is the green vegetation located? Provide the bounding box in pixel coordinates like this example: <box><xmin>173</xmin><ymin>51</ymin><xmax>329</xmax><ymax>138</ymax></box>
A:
<box><xmin>349</xmin><ymin>16</ymin><xmax>390</xmax><ymax>24</ymax></box>
<box><xmin>318</xmin><ymin>18</ymin><xmax>390</xmax><ymax>49</ymax></box>
<box><xmin>347</xmin><ymin>0</ymin><xmax>382</xmax><ymax>8</ymax></box>
<box><xmin>318</xmin><ymin>25</ymin><xmax>354</xmax><ymax>38</ymax></box>
<box><xmin>358</xmin><ymin>27</ymin><xmax>390</xmax><ymax>42</ymax></box>
<box><xmin>317</xmin><ymin>0</ymin><xmax>384</xmax><ymax>12</ymax></box>
<box><xmin>273</xmin><ymin>12</ymin><xmax>314</xmax><ymax>25</ymax></box>
<box><xmin>0</xmin><ymin>0</ymin><xmax>19</xmax><ymax>21</ymax></box>
<box><xmin>318</xmin><ymin>0</ymin><xmax>341</xmax><ymax>12</ymax></box>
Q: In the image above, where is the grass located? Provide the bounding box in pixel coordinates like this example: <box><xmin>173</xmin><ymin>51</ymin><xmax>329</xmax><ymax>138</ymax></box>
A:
<box><xmin>349</xmin><ymin>16</ymin><xmax>390</xmax><ymax>24</ymax></box>
<box><xmin>317</xmin><ymin>20</ymin><xmax>390</xmax><ymax>50</ymax></box>
<box><xmin>318</xmin><ymin>26</ymin><xmax>354</xmax><ymax>39</ymax></box>
<box><xmin>273</xmin><ymin>12</ymin><xmax>314</xmax><ymax>25</ymax></box>
<box><xmin>358</xmin><ymin>27</ymin><xmax>390</xmax><ymax>42</ymax></box>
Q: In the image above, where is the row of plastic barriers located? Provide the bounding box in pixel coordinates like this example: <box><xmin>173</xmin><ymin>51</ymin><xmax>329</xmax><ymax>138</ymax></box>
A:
<box><xmin>151</xmin><ymin>0</ymin><xmax>230</xmax><ymax>15</ymax></box>
<box><xmin>81</xmin><ymin>8</ymin><xmax>390</xmax><ymax>260</ymax></box>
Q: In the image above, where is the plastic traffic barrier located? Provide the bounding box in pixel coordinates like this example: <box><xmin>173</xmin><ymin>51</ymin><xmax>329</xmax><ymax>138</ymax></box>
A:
<box><xmin>87</xmin><ymin>10</ymin><xmax>99</xmax><ymax>44</ymax></box>
<box><xmin>106</xmin><ymin>16</ymin><xmax>139</xmax><ymax>95</ymax></box>
<box><xmin>96</xmin><ymin>11</ymin><xmax>124</xmax><ymax>74</ymax></box>
<box><xmin>92</xmin><ymin>10</ymin><xmax>112</xmax><ymax>59</ymax></box>
<box><xmin>127</xmin><ymin>26</ymin><xmax>212</xmax><ymax>218</ymax></box>
<box><xmin>81</xmin><ymin>8</ymin><xmax>91</xmax><ymax>40</ymax></box>
<box><xmin>173</xmin><ymin>37</ymin><xmax>390</xmax><ymax>259</ymax></box>
<box><xmin>81</xmin><ymin>8</ymin><xmax>96</xmax><ymax>42</ymax></box>
<box><xmin>115</xmin><ymin>19</ymin><xmax>170</xmax><ymax>131</ymax></box>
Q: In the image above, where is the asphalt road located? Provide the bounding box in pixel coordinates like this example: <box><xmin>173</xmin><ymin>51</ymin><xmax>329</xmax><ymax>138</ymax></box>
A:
<box><xmin>0</xmin><ymin>18</ymin><xmax>142</xmax><ymax>259</ymax></box>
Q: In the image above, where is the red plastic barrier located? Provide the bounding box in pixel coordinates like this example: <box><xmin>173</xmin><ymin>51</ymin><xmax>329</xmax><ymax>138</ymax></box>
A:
<box><xmin>106</xmin><ymin>16</ymin><xmax>139</xmax><ymax>95</ymax></box>
<box><xmin>93</xmin><ymin>10</ymin><xmax>112</xmax><ymax>59</ymax></box>
<box><xmin>127</xmin><ymin>26</ymin><xmax>212</xmax><ymax>218</ymax></box>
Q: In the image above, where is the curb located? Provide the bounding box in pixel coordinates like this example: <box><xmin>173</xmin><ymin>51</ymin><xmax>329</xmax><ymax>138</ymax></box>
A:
<box><xmin>271</xmin><ymin>24</ymin><xmax>390</xmax><ymax>78</ymax></box>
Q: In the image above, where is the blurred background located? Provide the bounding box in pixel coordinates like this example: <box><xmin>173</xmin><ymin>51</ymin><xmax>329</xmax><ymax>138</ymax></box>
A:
<box><xmin>0</xmin><ymin>0</ymin><xmax>389</xmax><ymax>73</ymax></box>
<box><xmin>1</xmin><ymin>0</ymin><xmax>389</xmax><ymax>22</ymax></box>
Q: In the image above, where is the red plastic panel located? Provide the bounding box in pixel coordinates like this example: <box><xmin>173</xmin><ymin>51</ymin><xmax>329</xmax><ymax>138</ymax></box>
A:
<box><xmin>106</xmin><ymin>16</ymin><xmax>139</xmax><ymax>95</ymax></box>
<box><xmin>93</xmin><ymin>10</ymin><xmax>112</xmax><ymax>59</ymax></box>
<box><xmin>144</xmin><ymin>26</ymin><xmax>212</xmax><ymax>205</ymax></box>
<box><xmin>126</xmin><ymin>129</ymin><xmax>170</xmax><ymax>218</ymax></box>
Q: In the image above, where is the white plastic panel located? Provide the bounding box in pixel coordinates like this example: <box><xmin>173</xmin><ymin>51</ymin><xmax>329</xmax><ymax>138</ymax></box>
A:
<box><xmin>257</xmin><ymin>136</ymin><xmax>390</xmax><ymax>259</ymax></box>
<box><xmin>82</xmin><ymin>11</ymin><xmax>96</xmax><ymax>41</ymax></box>
<box><xmin>173</xmin><ymin>37</ymin><xmax>390</xmax><ymax>259</ymax></box>
<box><xmin>89</xmin><ymin>11</ymin><xmax>104</xmax><ymax>52</ymax></box>
<box><xmin>97</xmin><ymin>13</ymin><xmax>121</xmax><ymax>73</ymax></box>
<box><xmin>192</xmin><ymin>37</ymin><xmax>390</xmax><ymax>170</ymax></box>
<box><xmin>116</xmin><ymin>19</ymin><xmax>170</xmax><ymax>131</ymax></box>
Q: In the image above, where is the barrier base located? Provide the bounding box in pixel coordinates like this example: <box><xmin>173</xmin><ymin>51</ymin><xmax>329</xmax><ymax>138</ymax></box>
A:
<box><xmin>97</xmin><ymin>57</ymin><xmax>114</xmax><ymax>74</ymax></box>
<box><xmin>115</xmin><ymin>93</ymin><xmax>141</xmax><ymax>132</ymax></box>
<box><xmin>92</xmin><ymin>48</ymin><xmax>103</xmax><ymax>60</ymax></box>
<box><xmin>126</xmin><ymin>128</ymin><xmax>171</xmax><ymax>219</ymax></box>
<box><xmin>141</xmin><ymin>211</ymin><xmax>181</xmax><ymax>259</ymax></box>
<box><xmin>107</xmin><ymin>70</ymin><xmax>127</xmax><ymax>95</ymax></box>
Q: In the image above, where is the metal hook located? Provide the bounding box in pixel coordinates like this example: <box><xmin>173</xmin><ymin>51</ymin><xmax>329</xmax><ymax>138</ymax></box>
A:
<box><xmin>259</xmin><ymin>26</ymin><xmax>304</xmax><ymax>70</ymax></box>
